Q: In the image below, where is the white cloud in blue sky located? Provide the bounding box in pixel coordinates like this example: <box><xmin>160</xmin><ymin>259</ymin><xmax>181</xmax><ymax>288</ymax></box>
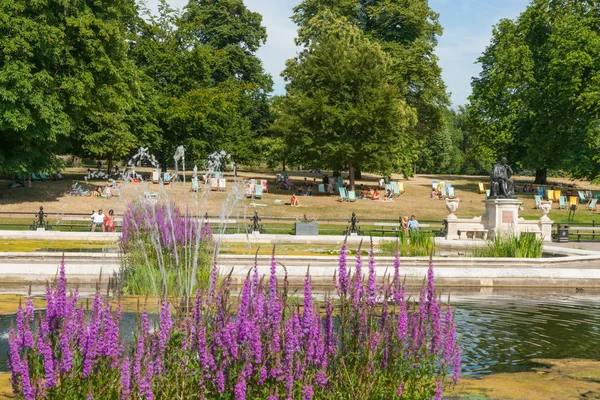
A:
<box><xmin>146</xmin><ymin>0</ymin><xmax>530</xmax><ymax>107</ymax></box>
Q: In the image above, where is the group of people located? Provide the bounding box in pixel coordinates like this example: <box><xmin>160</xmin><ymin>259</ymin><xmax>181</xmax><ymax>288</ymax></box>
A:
<box><xmin>90</xmin><ymin>209</ymin><xmax>115</xmax><ymax>232</ymax></box>
<box><xmin>401</xmin><ymin>215</ymin><xmax>420</xmax><ymax>233</ymax></box>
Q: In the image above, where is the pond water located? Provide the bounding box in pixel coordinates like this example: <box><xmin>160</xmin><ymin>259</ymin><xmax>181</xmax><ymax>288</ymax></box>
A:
<box><xmin>0</xmin><ymin>294</ymin><xmax>598</xmax><ymax>376</ymax></box>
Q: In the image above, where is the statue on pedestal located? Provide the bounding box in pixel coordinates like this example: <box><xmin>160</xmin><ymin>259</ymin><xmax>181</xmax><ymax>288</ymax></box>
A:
<box><xmin>490</xmin><ymin>157</ymin><xmax>516</xmax><ymax>198</ymax></box>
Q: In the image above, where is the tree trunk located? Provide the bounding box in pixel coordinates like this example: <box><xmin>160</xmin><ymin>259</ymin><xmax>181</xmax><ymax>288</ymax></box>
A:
<box><xmin>534</xmin><ymin>168</ymin><xmax>547</xmax><ymax>185</ymax></box>
<box><xmin>282</xmin><ymin>160</ymin><xmax>286</xmax><ymax>172</ymax></box>
<box><xmin>107</xmin><ymin>155</ymin><xmax>113</xmax><ymax>175</ymax></box>
<box><xmin>354</xmin><ymin>168</ymin><xmax>362</xmax><ymax>180</ymax></box>
<box><xmin>348</xmin><ymin>158</ymin><xmax>356</xmax><ymax>192</ymax></box>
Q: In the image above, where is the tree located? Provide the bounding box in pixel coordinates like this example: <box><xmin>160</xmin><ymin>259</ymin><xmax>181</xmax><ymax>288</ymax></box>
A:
<box><xmin>469</xmin><ymin>0</ymin><xmax>600</xmax><ymax>184</ymax></box>
<box><xmin>293</xmin><ymin>0</ymin><xmax>449</xmax><ymax>171</ymax></box>
<box><xmin>280</xmin><ymin>12</ymin><xmax>416</xmax><ymax>191</ymax></box>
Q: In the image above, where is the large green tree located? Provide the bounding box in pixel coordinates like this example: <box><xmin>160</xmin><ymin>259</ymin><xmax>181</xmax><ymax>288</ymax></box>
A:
<box><xmin>281</xmin><ymin>12</ymin><xmax>416</xmax><ymax>191</ymax></box>
<box><xmin>293</xmin><ymin>0</ymin><xmax>449</xmax><ymax>172</ymax></box>
<box><xmin>469</xmin><ymin>0</ymin><xmax>600</xmax><ymax>184</ymax></box>
<box><xmin>0</xmin><ymin>0</ymin><xmax>147</xmax><ymax>174</ymax></box>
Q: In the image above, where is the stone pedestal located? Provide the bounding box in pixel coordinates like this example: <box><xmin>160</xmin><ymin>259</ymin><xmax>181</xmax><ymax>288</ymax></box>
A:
<box><xmin>484</xmin><ymin>198</ymin><xmax>521</xmax><ymax>239</ymax></box>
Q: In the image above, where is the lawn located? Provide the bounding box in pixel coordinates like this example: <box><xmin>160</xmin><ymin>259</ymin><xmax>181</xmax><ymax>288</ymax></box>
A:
<box><xmin>1</xmin><ymin>168</ymin><xmax>599</xmax><ymax>225</ymax></box>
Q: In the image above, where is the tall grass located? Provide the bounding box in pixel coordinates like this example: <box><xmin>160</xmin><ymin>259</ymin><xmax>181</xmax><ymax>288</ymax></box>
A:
<box><xmin>380</xmin><ymin>230</ymin><xmax>434</xmax><ymax>256</ymax></box>
<box><xmin>472</xmin><ymin>234</ymin><xmax>544</xmax><ymax>258</ymax></box>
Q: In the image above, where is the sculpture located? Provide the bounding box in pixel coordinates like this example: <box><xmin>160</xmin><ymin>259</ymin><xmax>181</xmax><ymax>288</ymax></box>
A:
<box><xmin>490</xmin><ymin>157</ymin><xmax>516</xmax><ymax>198</ymax></box>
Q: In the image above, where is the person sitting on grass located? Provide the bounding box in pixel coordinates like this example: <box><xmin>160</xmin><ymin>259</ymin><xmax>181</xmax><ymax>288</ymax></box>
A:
<box><xmin>431</xmin><ymin>188</ymin><xmax>438</xmax><ymax>199</ymax></box>
<box><xmin>372</xmin><ymin>189</ymin><xmax>380</xmax><ymax>201</ymax></box>
<box><xmin>91</xmin><ymin>187</ymin><xmax>102</xmax><ymax>197</ymax></box>
<box><xmin>384</xmin><ymin>189</ymin><xmax>394</xmax><ymax>202</ymax></box>
<box><xmin>291</xmin><ymin>193</ymin><xmax>300</xmax><ymax>207</ymax></box>
<box><xmin>102</xmin><ymin>185</ymin><xmax>112</xmax><ymax>199</ymax></box>
<box><xmin>91</xmin><ymin>209</ymin><xmax>105</xmax><ymax>232</ymax></box>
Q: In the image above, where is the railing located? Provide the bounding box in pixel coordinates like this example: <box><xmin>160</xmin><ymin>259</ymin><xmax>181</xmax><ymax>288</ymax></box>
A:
<box><xmin>0</xmin><ymin>210</ymin><xmax>446</xmax><ymax>236</ymax></box>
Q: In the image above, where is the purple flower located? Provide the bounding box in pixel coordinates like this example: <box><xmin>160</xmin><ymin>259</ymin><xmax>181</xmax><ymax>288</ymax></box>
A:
<box><xmin>452</xmin><ymin>345</ymin><xmax>462</xmax><ymax>383</ymax></box>
<box><xmin>20</xmin><ymin>359</ymin><xmax>35</xmax><ymax>400</ymax></box>
<box><xmin>234</xmin><ymin>373</ymin><xmax>246</xmax><ymax>400</ymax></box>
<box><xmin>435</xmin><ymin>379</ymin><xmax>443</xmax><ymax>400</ymax></box>
<box><xmin>38</xmin><ymin>332</ymin><xmax>57</xmax><ymax>389</ymax></box>
<box><xmin>367</xmin><ymin>244</ymin><xmax>377</xmax><ymax>306</ymax></box>
<box><xmin>121</xmin><ymin>357</ymin><xmax>131</xmax><ymax>399</ymax></box>
<box><xmin>302</xmin><ymin>384</ymin><xmax>314</xmax><ymax>400</ymax></box>
<box><xmin>337</xmin><ymin>240</ymin><xmax>349</xmax><ymax>296</ymax></box>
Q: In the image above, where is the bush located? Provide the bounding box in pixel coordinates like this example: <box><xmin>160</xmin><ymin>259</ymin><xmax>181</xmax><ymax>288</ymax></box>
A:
<box><xmin>380</xmin><ymin>230</ymin><xmax>434</xmax><ymax>257</ymax></box>
<box><xmin>472</xmin><ymin>233</ymin><xmax>543</xmax><ymax>258</ymax></box>
<box><xmin>8</xmin><ymin>247</ymin><xmax>460</xmax><ymax>399</ymax></box>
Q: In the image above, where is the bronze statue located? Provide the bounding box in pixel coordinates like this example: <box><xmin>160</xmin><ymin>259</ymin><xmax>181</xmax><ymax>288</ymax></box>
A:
<box><xmin>490</xmin><ymin>157</ymin><xmax>515</xmax><ymax>198</ymax></box>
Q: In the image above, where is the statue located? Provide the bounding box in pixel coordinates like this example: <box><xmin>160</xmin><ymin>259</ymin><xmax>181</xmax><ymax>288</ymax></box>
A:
<box><xmin>490</xmin><ymin>157</ymin><xmax>515</xmax><ymax>198</ymax></box>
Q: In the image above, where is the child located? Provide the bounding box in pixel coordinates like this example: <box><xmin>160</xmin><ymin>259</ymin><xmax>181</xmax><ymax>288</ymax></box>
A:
<box><xmin>291</xmin><ymin>193</ymin><xmax>300</xmax><ymax>207</ymax></box>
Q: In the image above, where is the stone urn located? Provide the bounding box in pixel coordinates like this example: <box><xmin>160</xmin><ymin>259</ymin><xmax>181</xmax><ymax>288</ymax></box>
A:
<box><xmin>539</xmin><ymin>201</ymin><xmax>552</xmax><ymax>221</ymax></box>
<box><xmin>445</xmin><ymin>198</ymin><xmax>460</xmax><ymax>220</ymax></box>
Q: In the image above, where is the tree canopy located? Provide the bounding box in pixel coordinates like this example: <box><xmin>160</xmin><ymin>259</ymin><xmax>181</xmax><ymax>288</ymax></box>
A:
<box><xmin>468</xmin><ymin>0</ymin><xmax>600</xmax><ymax>183</ymax></box>
<box><xmin>280</xmin><ymin>12</ymin><xmax>416</xmax><ymax>190</ymax></box>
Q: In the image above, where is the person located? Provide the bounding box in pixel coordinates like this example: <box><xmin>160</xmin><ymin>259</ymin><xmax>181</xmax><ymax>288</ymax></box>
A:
<box><xmin>55</xmin><ymin>170</ymin><xmax>64</xmax><ymax>181</ymax></box>
<box><xmin>430</xmin><ymin>188</ymin><xmax>437</xmax><ymax>199</ymax></box>
<box><xmin>104</xmin><ymin>209</ymin><xmax>115</xmax><ymax>232</ymax></box>
<box><xmin>102</xmin><ymin>185</ymin><xmax>112</xmax><ymax>199</ymax></box>
<box><xmin>91</xmin><ymin>186</ymin><xmax>102</xmax><ymax>197</ymax></box>
<box><xmin>379</xmin><ymin>178</ymin><xmax>385</xmax><ymax>189</ymax></box>
<box><xmin>312</xmin><ymin>178</ymin><xmax>317</xmax><ymax>187</ymax></box>
<box><xmin>384</xmin><ymin>189</ymin><xmax>394</xmax><ymax>202</ymax></box>
<box><xmin>372</xmin><ymin>189</ymin><xmax>380</xmax><ymax>201</ymax></box>
<box><xmin>303</xmin><ymin>177</ymin><xmax>308</xmax><ymax>186</ymax></box>
<box><xmin>323</xmin><ymin>175</ymin><xmax>329</xmax><ymax>186</ymax></box>
<box><xmin>401</xmin><ymin>216</ymin><xmax>409</xmax><ymax>236</ymax></box>
<box><xmin>91</xmin><ymin>209</ymin><xmax>105</xmax><ymax>232</ymax></box>
<box><xmin>96</xmin><ymin>161</ymin><xmax>102</xmax><ymax>171</ymax></box>
<box><xmin>366</xmin><ymin>188</ymin><xmax>374</xmax><ymax>199</ymax></box>
<box><xmin>291</xmin><ymin>193</ymin><xmax>300</xmax><ymax>207</ymax></box>
<box><xmin>408</xmin><ymin>215</ymin><xmax>419</xmax><ymax>231</ymax></box>
<box><xmin>305</xmin><ymin>186</ymin><xmax>313</xmax><ymax>196</ymax></box>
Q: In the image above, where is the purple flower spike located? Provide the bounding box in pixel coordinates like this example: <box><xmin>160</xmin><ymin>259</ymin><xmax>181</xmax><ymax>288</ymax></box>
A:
<box><xmin>337</xmin><ymin>240</ymin><xmax>349</xmax><ymax>296</ymax></box>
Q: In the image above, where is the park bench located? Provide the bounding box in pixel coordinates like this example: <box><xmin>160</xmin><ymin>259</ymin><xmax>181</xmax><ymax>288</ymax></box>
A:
<box><xmin>61</xmin><ymin>216</ymin><xmax>123</xmax><ymax>231</ymax></box>
<box><xmin>373</xmin><ymin>223</ymin><xmax>431</xmax><ymax>237</ymax></box>
<box><xmin>569</xmin><ymin>226</ymin><xmax>600</xmax><ymax>241</ymax></box>
<box><xmin>457</xmin><ymin>228</ymin><xmax>488</xmax><ymax>240</ymax></box>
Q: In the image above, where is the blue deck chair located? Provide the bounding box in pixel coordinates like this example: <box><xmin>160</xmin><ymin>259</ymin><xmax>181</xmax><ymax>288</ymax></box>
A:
<box><xmin>391</xmin><ymin>182</ymin><xmax>400</xmax><ymax>196</ymax></box>
<box><xmin>163</xmin><ymin>172</ymin><xmax>171</xmax><ymax>184</ymax></box>
<box><xmin>448</xmin><ymin>187</ymin><xmax>455</xmax><ymax>197</ymax></box>
<box><xmin>39</xmin><ymin>172</ymin><xmax>49</xmax><ymax>181</ymax></box>
<box><xmin>578</xmin><ymin>191</ymin><xmax>587</xmax><ymax>203</ymax></box>
<box><xmin>432</xmin><ymin>180</ymin><xmax>438</xmax><ymax>190</ymax></box>
<box><xmin>31</xmin><ymin>173</ymin><xmax>41</xmax><ymax>181</ymax></box>
<box><xmin>586</xmin><ymin>198</ymin><xmax>598</xmax><ymax>211</ymax></box>
<box><xmin>445</xmin><ymin>183</ymin><xmax>452</xmax><ymax>192</ymax></box>
<box><xmin>254</xmin><ymin>185</ymin><xmax>263</xmax><ymax>199</ymax></box>
<box><xmin>191</xmin><ymin>177</ymin><xmax>199</xmax><ymax>192</ymax></box>
<box><xmin>441</xmin><ymin>186</ymin><xmax>448</xmax><ymax>198</ymax></box>
<box><xmin>537</xmin><ymin>186</ymin><xmax>544</xmax><ymax>196</ymax></box>
<box><xmin>339</xmin><ymin>187</ymin><xmax>348</xmax><ymax>202</ymax></box>
<box><xmin>318</xmin><ymin>184</ymin><xmax>325</xmax><ymax>195</ymax></box>
<box><xmin>486</xmin><ymin>189</ymin><xmax>491</xmax><ymax>198</ymax></box>
<box><xmin>385</xmin><ymin>184</ymin><xmax>393</xmax><ymax>193</ymax></box>
<box><xmin>534</xmin><ymin>195</ymin><xmax>542</xmax><ymax>209</ymax></box>
<box><xmin>348</xmin><ymin>190</ymin><xmax>357</xmax><ymax>202</ymax></box>
<box><xmin>559</xmin><ymin>196</ymin><xmax>567</xmax><ymax>210</ymax></box>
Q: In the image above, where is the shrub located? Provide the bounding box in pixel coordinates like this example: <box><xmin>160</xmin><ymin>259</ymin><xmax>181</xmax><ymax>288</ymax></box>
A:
<box><xmin>472</xmin><ymin>233</ymin><xmax>543</xmax><ymax>258</ymax></box>
<box><xmin>8</xmin><ymin>247</ymin><xmax>460</xmax><ymax>399</ymax></box>
<box><xmin>380</xmin><ymin>230</ymin><xmax>434</xmax><ymax>257</ymax></box>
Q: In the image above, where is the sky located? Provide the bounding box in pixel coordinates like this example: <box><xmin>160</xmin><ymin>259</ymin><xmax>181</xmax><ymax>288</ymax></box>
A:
<box><xmin>147</xmin><ymin>0</ymin><xmax>530</xmax><ymax>107</ymax></box>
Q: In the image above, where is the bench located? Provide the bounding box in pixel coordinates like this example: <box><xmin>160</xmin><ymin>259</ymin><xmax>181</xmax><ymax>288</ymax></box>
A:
<box><xmin>373</xmin><ymin>223</ymin><xmax>431</xmax><ymax>236</ymax></box>
<box><xmin>61</xmin><ymin>216</ymin><xmax>123</xmax><ymax>231</ymax></box>
<box><xmin>457</xmin><ymin>228</ymin><xmax>488</xmax><ymax>240</ymax></box>
<box><xmin>569</xmin><ymin>227</ymin><xmax>600</xmax><ymax>241</ymax></box>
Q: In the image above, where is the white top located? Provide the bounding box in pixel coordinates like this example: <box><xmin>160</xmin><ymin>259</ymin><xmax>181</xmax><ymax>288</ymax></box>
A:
<box><xmin>91</xmin><ymin>212</ymin><xmax>105</xmax><ymax>224</ymax></box>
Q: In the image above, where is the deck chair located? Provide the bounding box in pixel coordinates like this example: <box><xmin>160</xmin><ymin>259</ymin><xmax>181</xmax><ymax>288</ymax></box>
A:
<box><xmin>191</xmin><ymin>177</ymin><xmax>199</xmax><ymax>192</ymax></box>
<box><xmin>339</xmin><ymin>187</ymin><xmax>348</xmax><ymax>202</ymax></box>
<box><xmin>318</xmin><ymin>184</ymin><xmax>325</xmax><ymax>195</ymax></box>
<box><xmin>385</xmin><ymin>184</ymin><xmax>393</xmax><ymax>193</ymax></box>
<box><xmin>348</xmin><ymin>190</ymin><xmax>357</xmax><ymax>202</ymax></box>
<box><xmin>534</xmin><ymin>195</ymin><xmax>542</xmax><ymax>209</ymax></box>
<box><xmin>441</xmin><ymin>186</ymin><xmax>448</xmax><ymax>198</ymax></box>
<box><xmin>448</xmin><ymin>187</ymin><xmax>455</xmax><ymax>197</ymax></box>
<box><xmin>537</xmin><ymin>186</ymin><xmax>545</xmax><ymax>196</ymax></box>
<box><xmin>152</xmin><ymin>171</ymin><xmax>160</xmax><ymax>184</ymax></box>
<box><xmin>569</xmin><ymin>196</ymin><xmax>578</xmax><ymax>209</ymax></box>
<box><xmin>260</xmin><ymin>180</ymin><xmax>268</xmax><ymax>193</ymax></box>
<box><xmin>210</xmin><ymin>178</ymin><xmax>218</xmax><ymax>191</ymax></box>
<box><xmin>38</xmin><ymin>172</ymin><xmax>48</xmax><ymax>181</ymax></box>
<box><xmin>559</xmin><ymin>196</ymin><xmax>567</xmax><ymax>210</ymax></box>
<box><xmin>218</xmin><ymin>179</ymin><xmax>226</xmax><ymax>192</ymax></box>
<box><xmin>478</xmin><ymin>182</ymin><xmax>485</xmax><ymax>194</ymax></box>
<box><xmin>397</xmin><ymin>182</ymin><xmax>405</xmax><ymax>194</ymax></box>
<box><xmin>254</xmin><ymin>185</ymin><xmax>263</xmax><ymax>199</ymax></box>
<box><xmin>486</xmin><ymin>189</ymin><xmax>491</xmax><ymax>198</ymax></box>
<box><xmin>546</xmin><ymin>190</ymin><xmax>555</xmax><ymax>202</ymax></box>
<box><xmin>246</xmin><ymin>184</ymin><xmax>254</xmax><ymax>198</ymax></box>
<box><xmin>163</xmin><ymin>172</ymin><xmax>171</xmax><ymax>185</ymax></box>
<box><xmin>31</xmin><ymin>173</ymin><xmax>41</xmax><ymax>181</ymax></box>
<box><xmin>585</xmin><ymin>198</ymin><xmax>598</xmax><ymax>211</ymax></box>
<box><xmin>214</xmin><ymin>172</ymin><xmax>222</xmax><ymax>180</ymax></box>
<box><xmin>432</xmin><ymin>180</ymin><xmax>438</xmax><ymax>190</ymax></box>
<box><xmin>391</xmin><ymin>182</ymin><xmax>400</xmax><ymax>196</ymax></box>
<box><xmin>578</xmin><ymin>191</ymin><xmax>587</xmax><ymax>203</ymax></box>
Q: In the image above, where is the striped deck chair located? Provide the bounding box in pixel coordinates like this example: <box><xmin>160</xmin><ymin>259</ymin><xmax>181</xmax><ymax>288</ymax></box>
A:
<box><xmin>210</xmin><ymin>178</ymin><xmax>218</xmax><ymax>191</ymax></box>
<box><xmin>585</xmin><ymin>198</ymin><xmax>598</xmax><ymax>211</ymax></box>
<box><xmin>218</xmin><ymin>179</ymin><xmax>226</xmax><ymax>192</ymax></box>
<box><xmin>448</xmin><ymin>187</ymin><xmax>455</xmax><ymax>197</ymax></box>
<box><xmin>339</xmin><ymin>187</ymin><xmax>348</xmax><ymax>202</ymax></box>
<box><xmin>348</xmin><ymin>190</ymin><xmax>357</xmax><ymax>202</ymax></box>
<box><xmin>254</xmin><ymin>185</ymin><xmax>263</xmax><ymax>199</ymax></box>
<box><xmin>559</xmin><ymin>196</ymin><xmax>567</xmax><ymax>210</ymax></box>
<box><xmin>260</xmin><ymin>179</ymin><xmax>268</xmax><ymax>193</ymax></box>
<box><xmin>534</xmin><ymin>195</ymin><xmax>542</xmax><ymax>209</ymax></box>
<box><xmin>318</xmin><ymin>184</ymin><xmax>325</xmax><ymax>195</ymax></box>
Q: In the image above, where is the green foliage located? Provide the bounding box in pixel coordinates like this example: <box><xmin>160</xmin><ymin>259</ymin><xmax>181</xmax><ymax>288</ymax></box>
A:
<box><xmin>279</xmin><ymin>12</ymin><xmax>417</xmax><ymax>187</ymax></box>
<box><xmin>292</xmin><ymin>0</ymin><xmax>449</xmax><ymax>174</ymax></box>
<box><xmin>380</xmin><ymin>230</ymin><xmax>433</xmax><ymax>257</ymax></box>
<box><xmin>0</xmin><ymin>0</ymin><xmax>145</xmax><ymax>173</ymax></box>
<box><xmin>469</xmin><ymin>0</ymin><xmax>600</xmax><ymax>182</ymax></box>
<box><xmin>472</xmin><ymin>234</ymin><xmax>544</xmax><ymax>259</ymax></box>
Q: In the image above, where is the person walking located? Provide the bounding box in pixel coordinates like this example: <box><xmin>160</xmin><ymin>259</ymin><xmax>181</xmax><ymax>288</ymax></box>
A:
<box><xmin>91</xmin><ymin>209</ymin><xmax>105</xmax><ymax>232</ymax></box>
